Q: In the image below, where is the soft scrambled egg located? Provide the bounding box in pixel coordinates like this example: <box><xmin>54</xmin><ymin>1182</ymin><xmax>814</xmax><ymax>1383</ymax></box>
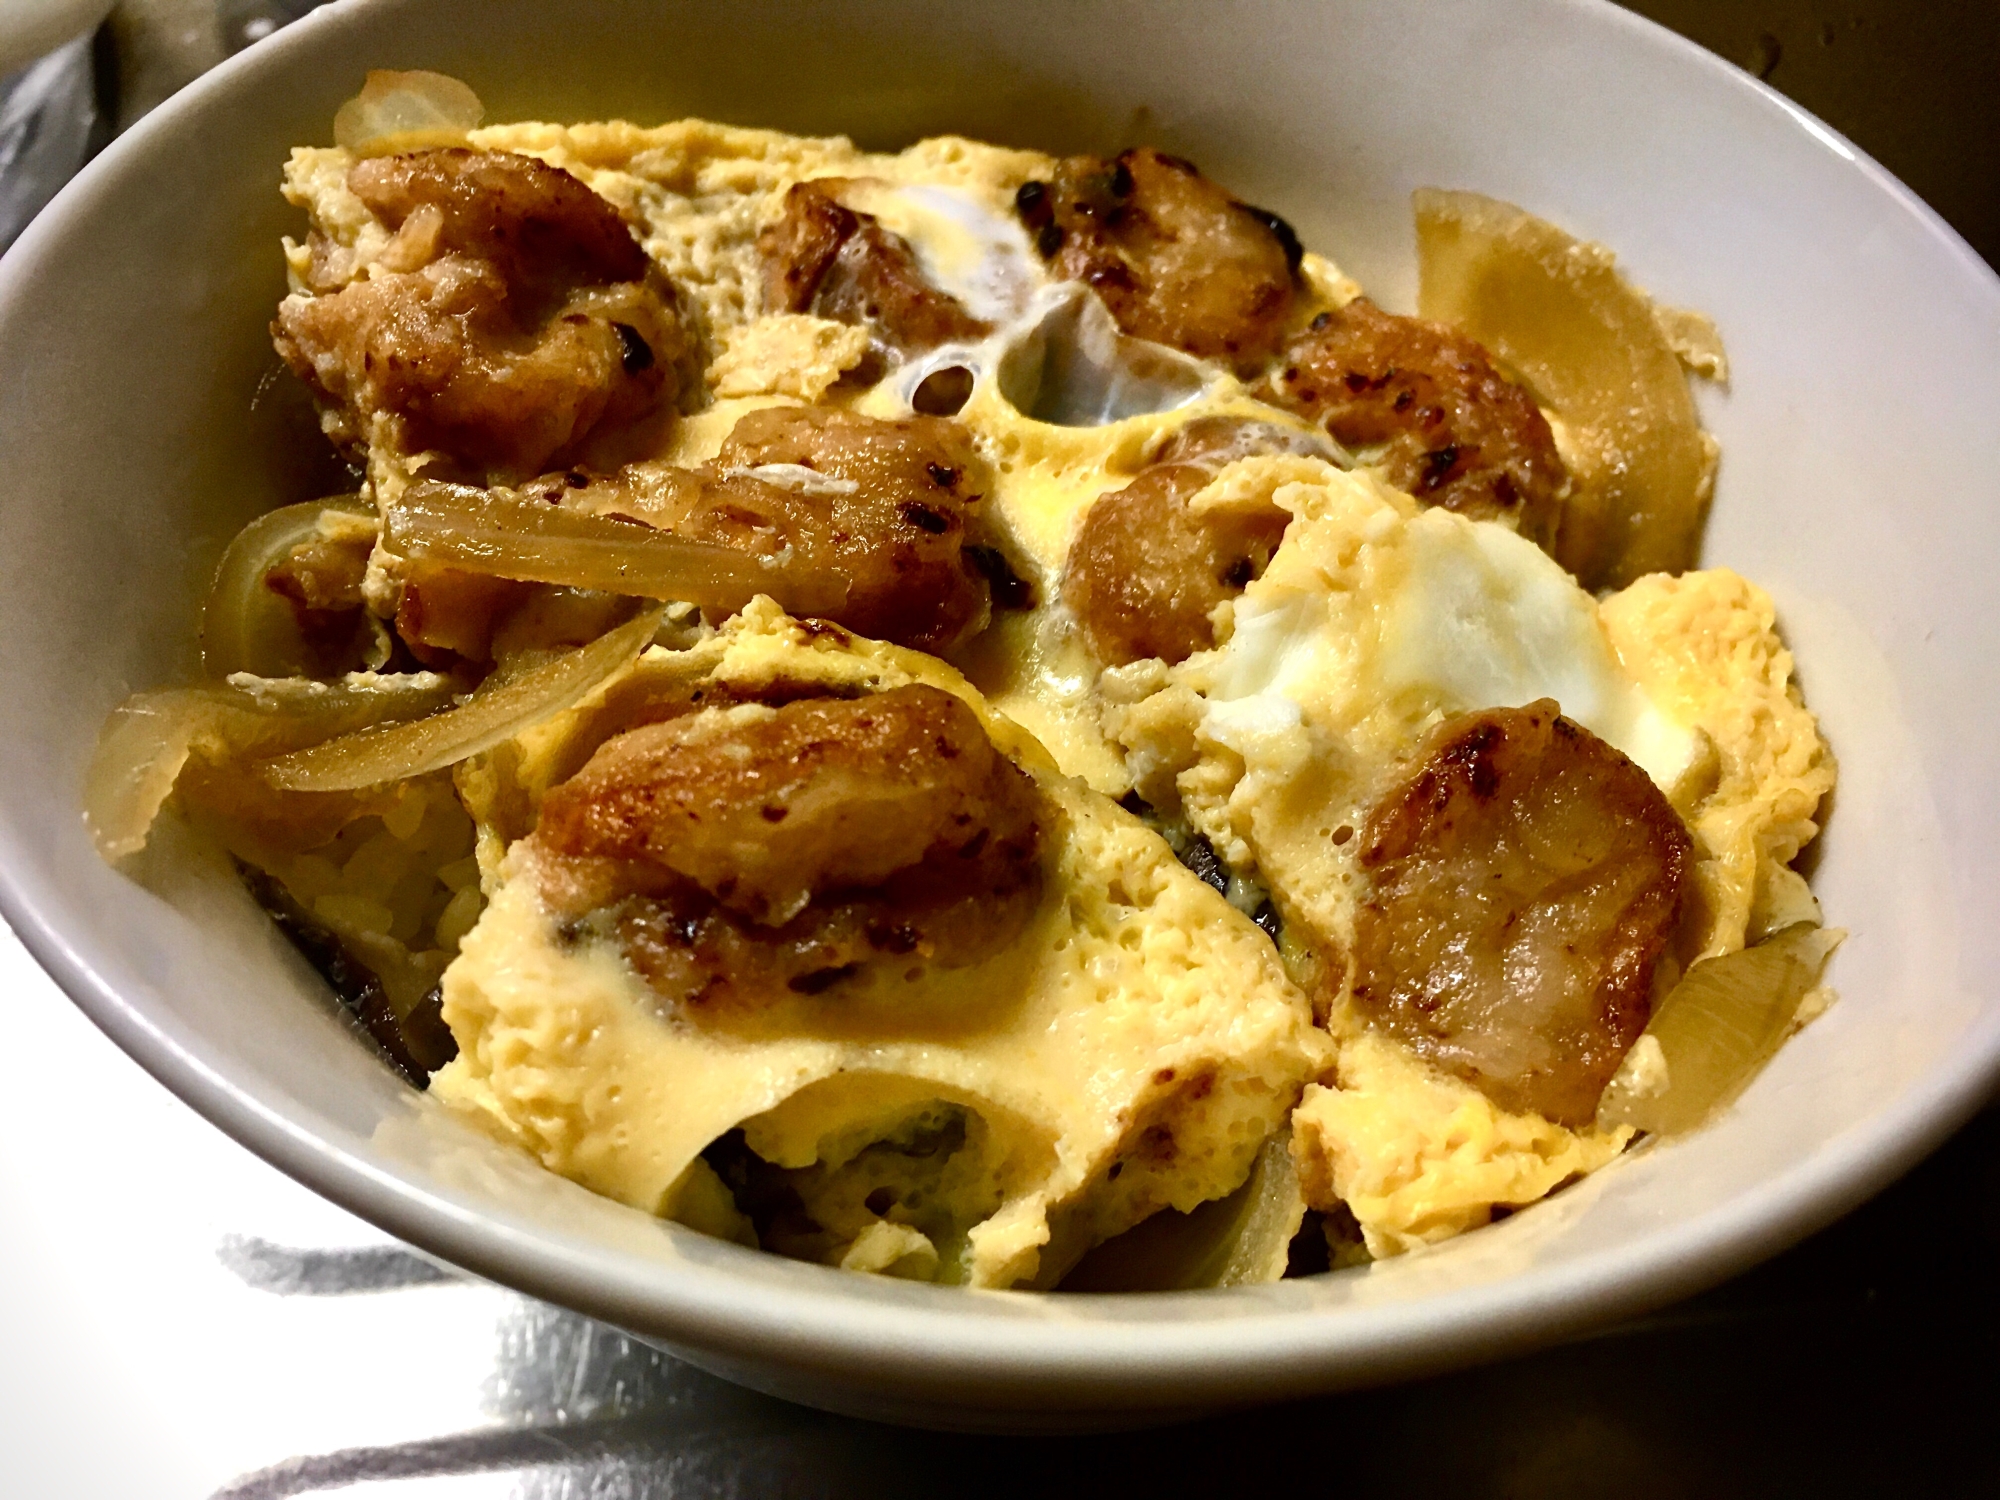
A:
<box><xmin>434</xmin><ymin>601</ymin><xmax>1328</xmax><ymax>1287</ymax></box>
<box><xmin>1602</xmin><ymin>571</ymin><xmax>1835</xmax><ymax>959</ymax></box>
<box><xmin>1102</xmin><ymin>458</ymin><xmax>1830</xmax><ymax>1253</ymax></box>
<box><xmin>281</xmin><ymin>112</ymin><xmax>1832</xmax><ymax>1273</ymax></box>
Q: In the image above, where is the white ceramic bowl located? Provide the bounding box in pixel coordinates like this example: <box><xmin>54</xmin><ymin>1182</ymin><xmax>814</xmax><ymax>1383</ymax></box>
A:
<box><xmin>2</xmin><ymin>0</ymin><xmax>1996</xmax><ymax>1431</ymax></box>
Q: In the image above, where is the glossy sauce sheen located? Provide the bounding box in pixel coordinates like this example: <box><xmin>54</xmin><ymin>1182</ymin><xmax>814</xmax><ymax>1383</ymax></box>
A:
<box><xmin>246</xmin><ymin>113</ymin><xmax>1829</xmax><ymax>1278</ymax></box>
<box><xmin>1352</xmin><ymin>701</ymin><xmax>1691</xmax><ymax>1126</ymax></box>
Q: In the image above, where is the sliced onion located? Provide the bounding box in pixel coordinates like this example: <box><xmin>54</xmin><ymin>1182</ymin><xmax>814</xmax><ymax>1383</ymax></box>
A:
<box><xmin>1059</xmin><ymin>1132</ymin><xmax>1305</xmax><ymax>1291</ymax></box>
<box><xmin>383</xmin><ymin>484</ymin><xmax>847</xmax><ymax>619</ymax></box>
<box><xmin>1654</xmin><ymin>304</ymin><xmax>1730</xmax><ymax>383</ymax></box>
<box><xmin>260</xmin><ymin>607</ymin><xmax>664</xmax><ymax>793</ymax></box>
<box><xmin>202</xmin><ymin>495</ymin><xmax>375</xmax><ymax>679</ymax></box>
<box><xmin>1414</xmin><ymin>188</ymin><xmax>1719</xmax><ymax>589</ymax></box>
<box><xmin>1597</xmin><ymin>922</ymin><xmax>1844</xmax><ymax>1135</ymax></box>
<box><xmin>333</xmin><ymin>70</ymin><xmax>484</xmax><ymax>155</ymax></box>
<box><xmin>85</xmin><ymin>674</ymin><xmax>455</xmax><ymax>861</ymax></box>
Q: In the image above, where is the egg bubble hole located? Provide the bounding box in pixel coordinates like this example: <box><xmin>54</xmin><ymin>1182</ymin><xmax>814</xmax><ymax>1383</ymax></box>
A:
<box><xmin>892</xmin><ymin>283</ymin><xmax>1213</xmax><ymax>429</ymax></box>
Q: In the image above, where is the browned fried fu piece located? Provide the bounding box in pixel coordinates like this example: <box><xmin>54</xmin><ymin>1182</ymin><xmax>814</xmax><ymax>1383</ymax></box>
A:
<box><xmin>274</xmin><ymin>148</ymin><xmax>692</xmax><ymax>481</ymax></box>
<box><xmin>759</xmin><ymin>178</ymin><xmax>995</xmax><ymax>359</ymax></box>
<box><xmin>531</xmin><ymin>684</ymin><xmax>1045</xmax><ymax>1009</ymax></box>
<box><xmin>1350</xmin><ymin>700</ymin><xmax>1691</xmax><ymax>1126</ymax></box>
<box><xmin>1260</xmin><ymin>297</ymin><xmax>1567</xmax><ymax>545</ymax></box>
<box><xmin>558</xmin><ymin>405</ymin><xmax>995</xmax><ymax>654</ymax></box>
<box><xmin>1062</xmin><ymin>417</ymin><xmax>1319</xmax><ymax>666</ymax></box>
<box><xmin>1014</xmin><ymin>148</ymin><xmax>1302</xmax><ymax>374</ymax></box>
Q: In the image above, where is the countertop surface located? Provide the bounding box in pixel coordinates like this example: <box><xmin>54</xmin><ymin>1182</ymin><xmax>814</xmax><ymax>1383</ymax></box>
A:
<box><xmin>3</xmin><ymin>3</ymin><xmax>1995</xmax><ymax>1496</ymax></box>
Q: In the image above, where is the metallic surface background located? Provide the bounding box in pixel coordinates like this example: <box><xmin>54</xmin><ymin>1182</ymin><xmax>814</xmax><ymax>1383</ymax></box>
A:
<box><xmin>2</xmin><ymin>3</ymin><xmax>1993</xmax><ymax>1494</ymax></box>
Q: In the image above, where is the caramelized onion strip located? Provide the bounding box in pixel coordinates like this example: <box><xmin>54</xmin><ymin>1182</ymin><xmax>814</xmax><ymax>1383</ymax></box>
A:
<box><xmin>383</xmin><ymin>484</ymin><xmax>846</xmax><ymax>618</ymax></box>
<box><xmin>259</xmin><ymin>607</ymin><xmax>664</xmax><ymax>792</ymax></box>
<box><xmin>332</xmin><ymin>69</ymin><xmax>484</xmax><ymax>155</ymax></box>
<box><xmin>84</xmin><ymin>674</ymin><xmax>455</xmax><ymax>860</ymax></box>
<box><xmin>1059</xmin><ymin>1133</ymin><xmax>1305</xmax><ymax>1291</ymax></box>
<box><xmin>1596</xmin><ymin>922</ymin><xmax>1843</xmax><ymax>1135</ymax></box>
<box><xmin>201</xmin><ymin>495</ymin><xmax>376</xmax><ymax>679</ymax></box>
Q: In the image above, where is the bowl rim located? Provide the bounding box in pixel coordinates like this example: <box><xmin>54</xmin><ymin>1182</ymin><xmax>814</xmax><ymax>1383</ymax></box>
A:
<box><xmin>4</xmin><ymin>0</ymin><xmax>1999</xmax><ymax>1408</ymax></box>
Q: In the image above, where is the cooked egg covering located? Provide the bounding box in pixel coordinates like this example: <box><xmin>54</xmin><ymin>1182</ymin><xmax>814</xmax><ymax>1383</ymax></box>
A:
<box><xmin>433</xmin><ymin>602</ymin><xmax>1328</xmax><ymax>1287</ymax></box>
<box><xmin>1105</xmin><ymin>457</ymin><xmax>1831</xmax><ymax>1253</ymax></box>
<box><xmin>147</xmin><ymin>80</ymin><xmax>1837</xmax><ymax>1285</ymax></box>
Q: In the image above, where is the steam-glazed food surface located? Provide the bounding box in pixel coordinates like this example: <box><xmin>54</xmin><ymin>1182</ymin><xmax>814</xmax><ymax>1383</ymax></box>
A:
<box><xmin>1260</xmin><ymin>296</ymin><xmax>1567</xmax><ymax>542</ymax></box>
<box><xmin>433</xmin><ymin>606</ymin><xmax>1326</xmax><ymax>1287</ymax></box>
<box><xmin>274</xmin><ymin>147</ymin><xmax>695</xmax><ymax>482</ymax></box>
<box><xmin>1351</xmin><ymin>700</ymin><xmax>1692</xmax><ymax>1127</ymax></box>
<box><xmin>85</xmin><ymin>70</ymin><xmax>1835</xmax><ymax>1290</ymax></box>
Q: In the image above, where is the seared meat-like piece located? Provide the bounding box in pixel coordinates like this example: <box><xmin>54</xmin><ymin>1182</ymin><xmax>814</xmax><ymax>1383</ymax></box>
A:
<box><xmin>1014</xmin><ymin>148</ymin><xmax>1301</xmax><ymax>373</ymax></box>
<box><xmin>758</xmin><ymin>179</ymin><xmax>993</xmax><ymax>358</ymax></box>
<box><xmin>274</xmin><ymin>148</ymin><xmax>690</xmax><ymax>480</ymax></box>
<box><xmin>563</xmin><ymin>405</ymin><xmax>992</xmax><ymax>654</ymax></box>
<box><xmin>1351</xmin><ymin>701</ymin><xmax>1690</xmax><ymax>1126</ymax></box>
<box><xmin>536</xmin><ymin>685</ymin><xmax>1032</xmax><ymax>923</ymax></box>
<box><xmin>391</xmin><ymin>563</ymin><xmax>529</xmax><ymax>666</ymax></box>
<box><xmin>1260</xmin><ymin>297</ymin><xmax>1566</xmax><ymax>545</ymax></box>
<box><xmin>1064</xmin><ymin>470</ymin><xmax>1288</xmax><ymax>668</ymax></box>
<box><xmin>532</xmin><ymin>685</ymin><xmax>1044</xmax><ymax>1006</ymax></box>
<box><xmin>263</xmin><ymin>527</ymin><xmax>376</xmax><ymax>672</ymax></box>
<box><xmin>1062</xmin><ymin>416</ymin><xmax>1315</xmax><ymax>666</ymax></box>
<box><xmin>352</xmin><ymin>147</ymin><xmax>651</xmax><ymax>288</ymax></box>
<box><xmin>1151</xmin><ymin>413</ymin><xmax>1338</xmax><ymax>469</ymax></box>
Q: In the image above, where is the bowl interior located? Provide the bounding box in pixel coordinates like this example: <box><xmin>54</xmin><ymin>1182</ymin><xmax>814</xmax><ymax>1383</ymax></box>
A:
<box><xmin>1</xmin><ymin>0</ymin><xmax>1996</xmax><ymax>1422</ymax></box>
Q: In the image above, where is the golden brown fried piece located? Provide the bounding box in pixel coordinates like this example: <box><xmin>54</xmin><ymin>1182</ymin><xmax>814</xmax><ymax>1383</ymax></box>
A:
<box><xmin>273</xmin><ymin>148</ymin><xmax>691</xmax><ymax>481</ymax></box>
<box><xmin>566</xmin><ymin>406</ymin><xmax>992</xmax><ymax>653</ymax></box>
<box><xmin>1014</xmin><ymin>148</ymin><xmax>1301</xmax><ymax>373</ymax></box>
<box><xmin>532</xmin><ymin>685</ymin><xmax>1044</xmax><ymax>1006</ymax></box>
<box><xmin>537</xmin><ymin>685</ymin><xmax>1030</xmax><ymax>923</ymax></box>
<box><xmin>758</xmin><ymin>179</ymin><xmax>993</xmax><ymax>358</ymax></box>
<box><xmin>1260</xmin><ymin>297</ymin><xmax>1566</xmax><ymax>544</ymax></box>
<box><xmin>1151</xmin><ymin>414</ymin><xmax>1337</xmax><ymax>469</ymax></box>
<box><xmin>1350</xmin><ymin>701</ymin><xmax>1691</xmax><ymax>1126</ymax></box>
<box><xmin>263</xmin><ymin>529</ymin><xmax>375</xmax><ymax>671</ymax></box>
<box><xmin>1063</xmin><ymin>417</ymin><xmax>1306</xmax><ymax>666</ymax></box>
<box><xmin>353</xmin><ymin>148</ymin><xmax>653</xmax><ymax>287</ymax></box>
<box><xmin>391</xmin><ymin>563</ymin><xmax>530</xmax><ymax>666</ymax></box>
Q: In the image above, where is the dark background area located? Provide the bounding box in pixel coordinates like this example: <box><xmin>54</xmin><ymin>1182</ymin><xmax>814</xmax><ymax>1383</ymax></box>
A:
<box><xmin>1620</xmin><ymin>0</ymin><xmax>1998</xmax><ymax>269</ymax></box>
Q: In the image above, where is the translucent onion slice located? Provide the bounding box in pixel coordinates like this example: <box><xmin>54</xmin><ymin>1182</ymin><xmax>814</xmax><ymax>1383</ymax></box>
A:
<box><xmin>1059</xmin><ymin>1133</ymin><xmax>1306</xmax><ymax>1292</ymax></box>
<box><xmin>1414</xmin><ymin>188</ymin><xmax>1720</xmax><ymax>589</ymax></box>
<box><xmin>383</xmin><ymin>484</ymin><xmax>847</xmax><ymax>619</ymax></box>
<box><xmin>1597</xmin><ymin>922</ymin><xmax>1844</xmax><ymax>1135</ymax></box>
<box><xmin>260</xmin><ymin>607</ymin><xmax>664</xmax><ymax>793</ymax></box>
<box><xmin>333</xmin><ymin>70</ymin><xmax>484</xmax><ymax>156</ymax></box>
<box><xmin>84</xmin><ymin>674</ymin><xmax>454</xmax><ymax>861</ymax></box>
<box><xmin>201</xmin><ymin>495</ymin><xmax>375</xmax><ymax>679</ymax></box>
